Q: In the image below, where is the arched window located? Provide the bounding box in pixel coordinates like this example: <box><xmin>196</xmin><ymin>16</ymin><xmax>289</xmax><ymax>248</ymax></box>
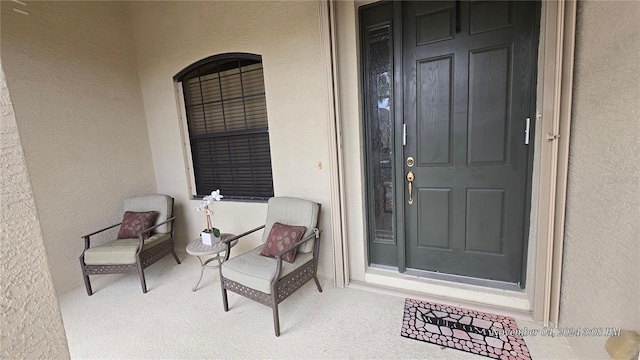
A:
<box><xmin>175</xmin><ymin>53</ymin><xmax>274</xmax><ymax>201</ymax></box>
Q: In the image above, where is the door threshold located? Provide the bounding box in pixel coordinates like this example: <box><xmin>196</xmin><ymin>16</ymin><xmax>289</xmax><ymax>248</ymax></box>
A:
<box><xmin>361</xmin><ymin>266</ymin><xmax>532</xmax><ymax>315</ymax></box>
<box><xmin>403</xmin><ymin>267</ymin><xmax>523</xmax><ymax>292</ymax></box>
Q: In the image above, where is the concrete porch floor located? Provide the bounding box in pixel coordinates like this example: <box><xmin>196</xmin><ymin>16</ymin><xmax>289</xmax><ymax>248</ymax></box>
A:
<box><xmin>59</xmin><ymin>252</ymin><xmax>578</xmax><ymax>359</ymax></box>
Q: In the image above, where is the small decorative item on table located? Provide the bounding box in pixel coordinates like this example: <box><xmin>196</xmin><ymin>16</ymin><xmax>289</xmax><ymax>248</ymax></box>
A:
<box><xmin>196</xmin><ymin>189</ymin><xmax>223</xmax><ymax>245</ymax></box>
<box><xmin>200</xmin><ymin>229</ymin><xmax>221</xmax><ymax>245</ymax></box>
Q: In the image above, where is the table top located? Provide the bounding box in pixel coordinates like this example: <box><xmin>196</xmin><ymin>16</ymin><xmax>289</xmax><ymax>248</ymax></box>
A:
<box><xmin>186</xmin><ymin>233</ymin><xmax>237</xmax><ymax>256</ymax></box>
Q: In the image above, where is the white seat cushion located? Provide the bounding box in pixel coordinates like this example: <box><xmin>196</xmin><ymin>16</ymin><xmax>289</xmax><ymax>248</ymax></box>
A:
<box><xmin>221</xmin><ymin>245</ymin><xmax>313</xmax><ymax>294</ymax></box>
<box><xmin>84</xmin><ymin>233</ymin><xmax>170</xmax><ymax>265</ymax></box>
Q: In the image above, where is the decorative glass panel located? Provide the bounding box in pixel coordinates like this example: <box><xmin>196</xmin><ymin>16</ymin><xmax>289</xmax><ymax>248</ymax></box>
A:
<box><xmin>366</xmin><ymin>25</ymin><xmax>394</xmax><ymax>245</ymax></box>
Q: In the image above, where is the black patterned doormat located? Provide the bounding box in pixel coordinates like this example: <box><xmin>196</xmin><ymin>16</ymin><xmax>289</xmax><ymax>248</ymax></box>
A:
<box><xmin>401</xmin><ymin>298</ymin><xmax>531</xmax><ymax>359</ymax></box>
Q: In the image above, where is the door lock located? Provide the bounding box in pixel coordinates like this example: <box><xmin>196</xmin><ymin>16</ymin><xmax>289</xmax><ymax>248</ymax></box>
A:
<box><xmin>407</xmin><ymin>171</ymin><xmax>415</xmax><ymax>205</ymax></box>
<box><xmin>406</xmin><ymin>156</ymin><xmax>414</xmax><ymax>168</ymax></box>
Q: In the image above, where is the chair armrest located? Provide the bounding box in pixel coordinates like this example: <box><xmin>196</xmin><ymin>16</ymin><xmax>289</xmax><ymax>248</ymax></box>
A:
<box><xmin>81</xmin><ymin>223</ymin><xmax>122</xmax><ymax>239</ymax></box>
<box><xmin>274</xmin><ymin>228</ymin><xmax>321</xmax><ymax>258</ymax></box>
<box><xmin>136</xmin><ymin>217</ymin><xmax>177</xmax><ymax>250</ymax></box>
<box><xmin>220</xmin><ymin>225</ymin><xmax>265</xmax><ymax>261</ymax></box>
<box><xmin>81</xmin><ymin>223</ymin><xmax>122</xmax><ymax>250</ymax></box>
<box><xmin>140</xmin><ymin>217</ymin><xmax>176</xmax><ymax>235</ymax></box>
<box><xmin>222</xmin><ymin>225</ymin><xmax>265</xmax><ymax>244</ymax></box>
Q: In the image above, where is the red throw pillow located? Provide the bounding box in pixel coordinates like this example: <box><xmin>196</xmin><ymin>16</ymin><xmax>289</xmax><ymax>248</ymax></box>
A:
<box><xmin>260</xmin><ymin>222</ymin><xmax>307</xmax><ymax>263</ymax></box>
<box><xmin>117</xmin><ymin>211</ymin><xmax>158</xmax><ymax>239</ymax></box>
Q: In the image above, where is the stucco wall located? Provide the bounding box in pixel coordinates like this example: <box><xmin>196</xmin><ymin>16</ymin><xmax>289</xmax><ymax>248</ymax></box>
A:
<box><xmin>1</xmin><ymin>1</ymin><xmax>157</xmax><ymax>294</ymax></box>
<box><xmin>127</xmin><ymin>1</ymin><xmax>334</xmax><ymax>277</ymax></box>
<box><xmin>560</xmin><ymin>1</ymin><xmax>640</xmax><ymax>358</ymax></box>
<box><xmin>1</xmin><ymin>63</ymin><xmax>70</xmax><ymax>359</ymax></box>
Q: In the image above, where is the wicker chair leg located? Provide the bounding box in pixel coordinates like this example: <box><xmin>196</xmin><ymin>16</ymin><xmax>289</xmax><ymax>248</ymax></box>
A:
<box><xmin>272</xmin><ymin>300</ymin><xmax>280</xmax><ymax>337</ymax></box>
<box><xmin>313</xmin><ymin>275</ymin><xmax>323</xmax><ymax>292</ymax></box>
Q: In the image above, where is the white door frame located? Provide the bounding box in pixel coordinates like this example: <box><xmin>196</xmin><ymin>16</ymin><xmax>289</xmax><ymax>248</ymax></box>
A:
<box><xmin>532</xmin><ymin>0</ymin><xmax>577</xmax><ymax>325</ymax></box>
<box><xmin>318</xmin><ymin>0</ymin><xmax>349</xmax><ymax>288</ymax></box>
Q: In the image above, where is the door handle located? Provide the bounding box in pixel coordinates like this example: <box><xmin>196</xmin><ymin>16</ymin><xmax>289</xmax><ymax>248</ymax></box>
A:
<box><xmin>407</xmin><ymin>171</ymin><xmax>415</xmax><ymax>205</ymax></box>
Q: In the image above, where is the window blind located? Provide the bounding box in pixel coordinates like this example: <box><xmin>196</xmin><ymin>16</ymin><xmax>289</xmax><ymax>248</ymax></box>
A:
<box><xmin>181</xmin><ymin>57</ymin><xmax>274</xmax><ymax>200</ymax></box>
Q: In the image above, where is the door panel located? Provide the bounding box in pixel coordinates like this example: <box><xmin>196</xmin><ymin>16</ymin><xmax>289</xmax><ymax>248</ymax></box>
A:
<box><xmin>468</xmin><ymin>45</ymin><xmax>511</xmax><ymax>165</ymax></box>
<box><xmin>417</xmin><ymin>188</ymin><xmax>452</xmax><ymax>249</ymax></box>
<box><xmin>465</xmin><ymin>189</ymin><xmax>506</xmax><ymax>254</ymax></box>
<box><xmin>416</xmin><ymin>8</ymin><xmax>455</xmax><ymax>45</ymax></box>
<box><xmin>417</xmin><ymin>56</ymin><xmax>453</xmax><ymax>166</ymax></box>
<box><xmin>469</xmin><ymin>1</ymin><xmax>513</xmax><ymax>35</ymax></box>
<box><xmin>404</xmin><ymin>0</ymin><xmax>537</xmax><ymax>283</ymax></box>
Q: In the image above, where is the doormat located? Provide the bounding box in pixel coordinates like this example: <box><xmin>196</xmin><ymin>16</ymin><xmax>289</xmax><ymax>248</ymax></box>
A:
<box><xmin>401</xmin><ymin>298</ymin><xmax>531</xmax><ymax>359</ymax></box>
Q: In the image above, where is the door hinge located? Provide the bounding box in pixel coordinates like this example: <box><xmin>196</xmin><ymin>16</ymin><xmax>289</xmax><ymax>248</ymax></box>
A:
<box><xmin>546</xmin><ymin>133</ymin><xmax>560</xmax><ymax>141</ymax></box>
<box><xmin>525</xmin><ymin>117</ymin><xmax>531</xmax><ymax>145</ymax></box>
<box><xmin>403</xmin><ymin>123</ymin><xmax>407</xmax><ymax>146</ymax></box>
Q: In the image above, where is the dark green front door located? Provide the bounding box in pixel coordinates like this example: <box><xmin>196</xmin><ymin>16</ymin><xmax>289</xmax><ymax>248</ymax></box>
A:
<box><xmin>362</xmin><ymin>1</ymin><xmax>538</xmax><ymax>285</ymax></box>
<box><xmin>403</xmin><ymin>1</ymin><xmax>537</xmax><ymax>284</ymax></box>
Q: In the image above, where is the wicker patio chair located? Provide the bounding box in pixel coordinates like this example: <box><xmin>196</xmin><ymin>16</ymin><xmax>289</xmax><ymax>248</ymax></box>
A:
<box><xmin>219</xmin><ymin>197</ymin><xmax>322</xmax><ymax>336</ymax></box>
<box><xmin>79</xmin><ymin>194</ymin><xmax>180</xmax><ymax>295</ymax></box>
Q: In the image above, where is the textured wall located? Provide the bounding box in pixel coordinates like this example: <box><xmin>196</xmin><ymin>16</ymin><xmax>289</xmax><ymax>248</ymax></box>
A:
<box><xmin>127</xmin><ymin>1</ymin><xmax>334</xmax><ymax>277</ymax></box>
<box><xmin>1</xmin><ymin>1</ymin><xmax>157</xmax><ymax>294</ymax></box>
<box><xmin>560</xmin><ymin>1</ymin><xmax>640</xmax><ymax>358</ymax></box>
<box><xmin>1</xmin><ymin>63</ymin><xmax>70</xmax><ymax>358</ymax></box>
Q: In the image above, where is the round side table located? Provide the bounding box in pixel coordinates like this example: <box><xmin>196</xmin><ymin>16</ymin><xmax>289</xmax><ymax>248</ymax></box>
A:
<box><xmin>186</xmin><ymin>233</ymin><xmax>237</xmax><ymax>292</ymax></box>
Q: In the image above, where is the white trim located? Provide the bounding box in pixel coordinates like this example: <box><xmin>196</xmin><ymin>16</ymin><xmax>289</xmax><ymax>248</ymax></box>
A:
<box><xmin>318</xmin><ymin>0</ymin><xmax>349</xmax><ymax>287</ymax></box>
<box><xmin>174</xmin><ymin>82</ymin><xmax>198</xmax><ymax>198</ymax></box>
<box><xmin>330</xmin><ymin>0</ymin><xmax>351</xmax><ymax>286</ymax></box>
<box><xmin>550</xmin><ymin>0</ymin><xmax>577</xmax><ymax>326</ymax></box>
<box><xmin>532</xmin><ymin>0</ymin><xmax>576</xmax><ymax>325</ymax></box>
<box><xmin>537</xmin><ymin>0</ymin><xmax>563</xmax><ymax>326</ymax></box>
